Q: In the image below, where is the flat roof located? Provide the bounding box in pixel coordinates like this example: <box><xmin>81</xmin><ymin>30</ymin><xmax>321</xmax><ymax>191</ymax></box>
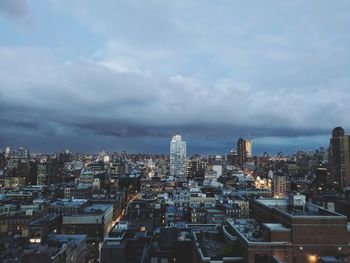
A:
<box><xmin>196</xmin><ymin>232</ymin><xmax>229</xmax><ymax>259</ymax></box>
<box><xmin>256</xmin><ymin>198</ymin><xmax>288</xmax><ymax>207</ymax></box>
<box><xmin>50</xmin><ymin>199</ymin><xmax>87</xmax><ymax>207</ymax></box>
<box><xmin>263</xmin><ymin>223</ymin><xmax>290</xmax><ymax>232</ymax></box>
<box><xmin>30</xmin><ymin>214</ymin><xmax>60</xmax><ymax>226</ymax></box>
<box><xmin>256</xmin><ymin>198</ymin><xmax>345</xmax><ymax>217</ymax></box>
<box><xmin>83</xmin><ymin>204</ymin><xmax>112</xmax><ymax>213</ymax></box>
<box><xmin>228</xmin><ymin>219</ymin><xmax>265</xmax><ymax>242</ymax></box>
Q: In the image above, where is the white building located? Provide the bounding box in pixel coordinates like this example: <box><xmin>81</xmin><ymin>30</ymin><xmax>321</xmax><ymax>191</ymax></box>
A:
<box><xmin>79</xmin><ymin>170</ymin><xmax>94</xmax><ymax>186</ymax></box>
<box><xmin>170</xmin><ymin>134</ymin><xmax>186</xmax><ymax>177</ymax></box>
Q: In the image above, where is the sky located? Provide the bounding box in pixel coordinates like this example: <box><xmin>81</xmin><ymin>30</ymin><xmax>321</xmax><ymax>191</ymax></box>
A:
<box><xmin>0</xmin><ymin>0</ymin><xmax>350</xmax><ymax>155</ymax></box>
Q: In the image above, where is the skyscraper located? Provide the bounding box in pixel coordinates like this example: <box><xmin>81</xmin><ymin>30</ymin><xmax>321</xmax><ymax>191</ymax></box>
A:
<box><xmin>170</xmin><ymin>134</ymin><xmax>186</xmax><ymax>177</ymax></box>
<box><xmin>329</xmin><ymin>127</ymin><xmax>350</xmax><ymax>190</ymax></box>
<box><xmin>245</xmin><ymin>139</ymin><xmax>252</xmax><ymax>158</ymax></box>
<box><xmin>237</xmin><ymin>138</ymin><xmax>252</xmax><ymax>167</ymax></box>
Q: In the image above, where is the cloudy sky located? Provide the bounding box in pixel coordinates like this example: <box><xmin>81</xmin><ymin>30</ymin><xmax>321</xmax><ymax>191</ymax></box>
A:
<box><xmin>0</xmin><ymin>0</ymin><xmax>350</xmax><ymax>155</ymax></box>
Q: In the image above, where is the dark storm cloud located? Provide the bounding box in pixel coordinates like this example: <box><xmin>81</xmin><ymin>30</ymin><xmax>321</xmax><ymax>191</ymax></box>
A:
<box><xmin>0</xmin><ymin>0</ymin><xmax>27</xmax><ymax>19</ymax></box>
<box><xmin>0</xmin><ymin>45</ymin><xmax>347</xmax><ymax>153</ymax></box>
<box><xmin>0</xmin><ymin>119</ymin><xmax>39</xmax><ymax>130</ymax></box>
<box><xmin>76</xmin><ymin>122</ymin><xmax>328</xmax><ymax>139</ymax></box>
<box><xmin>1</xmin><ymin>1</ymin><xmax>350</xmax><ymax>153</ymax></box>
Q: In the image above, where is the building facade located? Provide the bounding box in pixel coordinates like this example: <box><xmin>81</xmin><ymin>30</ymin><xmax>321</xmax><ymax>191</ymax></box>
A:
<box><xmin>237</xmin><ymin>138</ymin><xmax>252</xmax><ymax>168</ymax></box>
<box><xmin>170</xmin><ymin>134</ymin><xmax>187</xmax><ymax>177</ymax></box>
<box><xmin>273</xmin><ymin>172</ymin><xmax>287</xmax><ymax>198</ymax></box>
<box><xmin>329</xmin><ymin>127</ymin><xmax>350</xmax><ymax>191</ymax></box>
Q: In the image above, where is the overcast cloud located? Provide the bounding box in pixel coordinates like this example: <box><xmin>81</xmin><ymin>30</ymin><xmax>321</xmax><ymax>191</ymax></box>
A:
<box><xmin>0</xmin><ymin>0</ymin><xmax>350</xmax><ymax>154</ymax></box>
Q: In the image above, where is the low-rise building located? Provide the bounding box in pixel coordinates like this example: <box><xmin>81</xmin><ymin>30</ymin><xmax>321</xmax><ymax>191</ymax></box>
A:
<box><xmin>62</xmin><ymin>204</ymin><xmax>113</xmax><ymax>242</ymax></box>
<box><xmin>22</xmin><ymin>234</ymin><xmax>87</xmax><ymax>263</ymax></box>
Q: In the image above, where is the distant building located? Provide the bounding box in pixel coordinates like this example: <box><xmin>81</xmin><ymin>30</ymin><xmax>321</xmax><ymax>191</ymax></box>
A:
<box><xmin>237</xmin><ymin>138</ymin><xmax>252</xmax><ymax>167</ymax></box>
<box><xmin>140</xmin><ymin>177</ymin><xmax>163</xmax><ymax>193</ymax></box>
<box><xmin>37</xmin><ymin>162</ymin><xmax>48</xmax><ymax>185</ymax></box>
<box><xmin>186</xmin><ymin>158</ymin><xmax>206</xmax><ymax>180</ymax></box>
<box><xmin>314</xmin><ymin>165</ymin><xmax>329</xmax><ymax>190</ymax></box>
<box><xmin>245</xmin><ymin>140</ymin><xmax>252</xmax><ymax>158</ymax></box>
<box><xmin>273</xmin><ymin>172</ymin><xmax>287</xmax><ymax>198</ymax></box>
<box><xmin>170</xmin><ymin>134</ymin><xmax>187</xmax><ymax>177</ymax></box>
<box><xmin>227</xmin><ymin>149</ymin><xmax>238</xmax><ymax>166</ymax></box>
<box><xmin>329</xmin><ymin>127</ymin><xmax>350</xmax><ymax>190</ymax></box>
<box><xmin>79</xmin><ymin>170</ymin><xmax>94</xmax><ymax>186</ymax></box>
<box><xmin>4</xmin><ymin>147</ymin><xmax>11</xmax><ymax>159</ymax></box>
<box><xmin>64</xmin><ymin>185</ymin><xmax>92</xmax><ymax>199</ymax></box>
<box><xmin>50</xmin><ymin>199</ymin><xmax>88</xmax><ymax>215</ymax></box>
<box><xmin>35</xmin><ymin>156</ymin><xmax>64</xmax><ymax>186</ymax></box>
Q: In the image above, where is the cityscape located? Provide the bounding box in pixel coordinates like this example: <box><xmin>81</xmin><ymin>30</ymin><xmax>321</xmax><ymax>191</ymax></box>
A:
<box><xmin>1</xmin><ymin>128</ymin><xmax>350</xmax><ymax>262</ymax></box>
<box><xmin>1</xmin><ymin>1</ymin><xmax>350</xmax><ymax>263</ymax></box>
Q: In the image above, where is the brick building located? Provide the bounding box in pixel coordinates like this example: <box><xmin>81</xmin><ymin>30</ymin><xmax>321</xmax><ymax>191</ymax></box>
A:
<box><xmin>224</xmin><ymin>194</ymin><xmax>349</xmax><ymax>263</ymax></box>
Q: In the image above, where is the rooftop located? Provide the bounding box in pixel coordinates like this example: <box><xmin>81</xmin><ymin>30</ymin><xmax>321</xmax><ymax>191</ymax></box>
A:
<box><xmin>256</xmin><ymin>198</ymin><xmax>345</xmax><ymax>217</ymax></box>
<box><xmin>30</xmin><ymin>214</ymin><xmax>60</xmax><ymax>226</ymax></box>
<box><xmin>83</xmin><ymin>203</ymin><xmax>112</xmax><ymax>213</ymax></box>
<box><xmin>50</xmin><ymin>199</ymin><xmax>87</xmax><ymax>208</ymax></box>
<box><xmin>195</xmin><ymin>231</ymin><xmax>241</xmax><ymax>260</ymax></box>
<box><xmin>200</xmin><ymin>233</ymin><xmax>226</xmax><ymax>259</ymax></box>
<box><xmin>227</xmin><ymin>219</ymin><xmax>265</xmax><ymax>242</ymax></box>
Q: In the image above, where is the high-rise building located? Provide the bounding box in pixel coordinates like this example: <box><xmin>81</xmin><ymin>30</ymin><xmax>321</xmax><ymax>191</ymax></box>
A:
<box><xmin>227</xmin><ymin>149</ymin><xmax>238</xmax><ymax>166</ymax></box>
<box><xmin>329</xmin><ymin>127</ymin><xmax>350</xmax><ymax>190</ymax></box>
<box><xmin>273</xmin><ymin>172</ymin><xmax>287</xmax><ymax>198</ymax></box>
<box><xmin>245</xmin><ymin>139</ymin><xmax>252</xmax><ymax>158</ymax></box>
<box><xmin>0</xmin><ymin>150</ymin><xmax>6</xmax><ymax>169</ymax></box>
<box><xmin>237</xmin><ymin>138</ymin><xmax>253</xmax><ymax>167</ymax></box>
<box><xmin>37</xmin><ymin>162</ymin><xmax>48</xmax><ymax>185</ymax></box>
<box><xmin>4</xmin><ymin>147</ymin><xmax>11</xmax><ymax>159</ymax></box>
<box><xmin>315</xmin><ymin>165</ymin><xmax>329</xmax><ymax>187</ymax></box>
<box><xmin>170</xmin><ymin>134</ymin><xmax>186</xmax><ymax>177</ymax></box>
<box><xmin>237</xmin><ymin>138</ymin><xmax>245</xmax><ymax>167</ymax></box>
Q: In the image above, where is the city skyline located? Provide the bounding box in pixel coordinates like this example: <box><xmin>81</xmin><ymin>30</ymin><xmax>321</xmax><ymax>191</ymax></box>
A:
<box><xmin>1</xmin><ymin>1</ymin><xmax>350</xmax><ymax>154</ymax></box>
<box><xmin>0</xmin><ymin>132</ymin><xmax>329</xmax><ymax>156</ymax></box>
<box><xmin>2</xmin><ymin>2</ymin><xmax>350</xmax><ymax>262</ymax></box>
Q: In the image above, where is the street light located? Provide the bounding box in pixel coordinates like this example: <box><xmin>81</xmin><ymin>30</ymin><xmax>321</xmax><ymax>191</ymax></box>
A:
<box><xmin>308</xmin><ymin>254</ymin><xmax>317</xmax><ymax>263</ymax></box>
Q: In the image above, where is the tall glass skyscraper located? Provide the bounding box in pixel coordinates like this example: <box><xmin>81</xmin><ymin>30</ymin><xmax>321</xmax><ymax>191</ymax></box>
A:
<box><xmin>170</xmin><ymin>134</ymin><xmax>186</xmax><ymax>177</ymax></box>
